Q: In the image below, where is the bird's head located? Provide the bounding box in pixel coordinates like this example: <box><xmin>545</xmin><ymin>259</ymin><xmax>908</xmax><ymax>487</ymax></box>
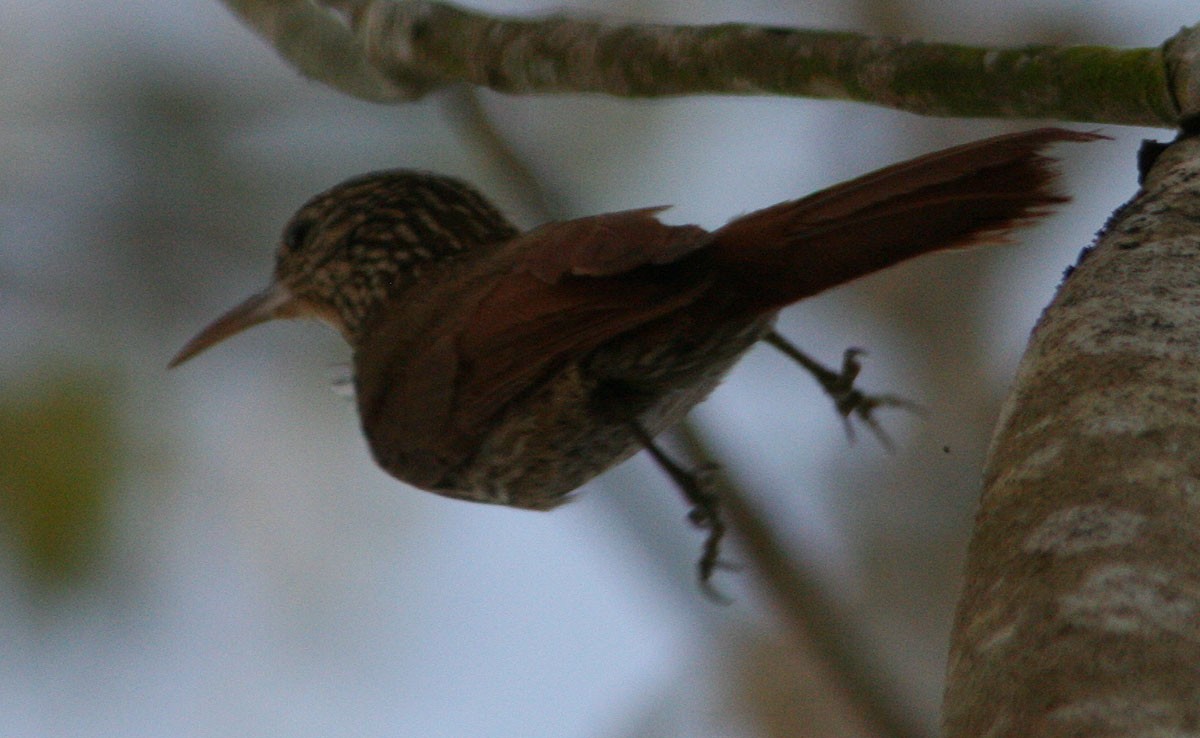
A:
<box><xmin>168</xmin><ymin>170</ymin><xmax>517</xmax><ymax>367</ymax></box>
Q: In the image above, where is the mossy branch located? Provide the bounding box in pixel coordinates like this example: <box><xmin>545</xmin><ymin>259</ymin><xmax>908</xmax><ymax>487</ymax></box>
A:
<box><xmin>220</xmin><ymin>0</ymin><xmax>1200</xmax><ymax>127</ymax></box>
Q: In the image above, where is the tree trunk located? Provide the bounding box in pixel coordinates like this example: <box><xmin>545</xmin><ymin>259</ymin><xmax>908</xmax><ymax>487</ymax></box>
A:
<box><xmin>942</xmin><ymin>134</ymin><xmax>1200</xmax><ymax>736</ymax></box>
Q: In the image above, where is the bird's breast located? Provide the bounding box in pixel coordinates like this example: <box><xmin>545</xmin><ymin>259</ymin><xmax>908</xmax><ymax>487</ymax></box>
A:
<box><xmin>428</xmin><ymin>312</ymin><xmax>775</xmax><ymax>509</ymax></box>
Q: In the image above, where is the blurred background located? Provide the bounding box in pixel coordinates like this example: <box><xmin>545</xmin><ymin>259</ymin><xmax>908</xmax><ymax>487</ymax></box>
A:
<box><xmin>0</xmin><ymin>0</ymin><xmax>1176</xmax><ymax>735</ymax></box>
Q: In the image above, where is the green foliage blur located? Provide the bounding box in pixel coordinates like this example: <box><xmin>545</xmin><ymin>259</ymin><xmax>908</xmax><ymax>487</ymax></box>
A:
<box><xmin>0</xmin><ymin>367</ymin><xmax>121</xmax><ymax>589</ymax></box>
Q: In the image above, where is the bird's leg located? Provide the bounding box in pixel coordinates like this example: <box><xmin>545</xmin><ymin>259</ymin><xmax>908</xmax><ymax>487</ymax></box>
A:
<box><xmin>627</xmin><ymin>422</ymin><xmax>729</xmax><ymax>590</ymax></box>
<box><xmin>763</xmin><ymin>331</ymin><xmax>920</xmax><ymax>450</ymax></box>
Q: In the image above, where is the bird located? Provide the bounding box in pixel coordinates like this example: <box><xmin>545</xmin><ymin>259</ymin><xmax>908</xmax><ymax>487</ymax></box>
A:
<box><xmin>170</xmin><ymin>127</ymin><xmax>1100</xmax><ymax>580</ymax></box>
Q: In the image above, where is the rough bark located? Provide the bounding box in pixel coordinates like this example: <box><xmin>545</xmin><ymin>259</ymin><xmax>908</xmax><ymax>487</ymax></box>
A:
<box><xmin>942</xmin><ymin>134</ymin><xmax>1200</xmax><ymax>736</ymax></box>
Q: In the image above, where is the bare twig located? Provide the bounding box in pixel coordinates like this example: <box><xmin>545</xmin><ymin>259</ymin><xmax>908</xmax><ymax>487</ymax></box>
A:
<box><xmin>219</xmin><ymin>0</ymin><xmax>413</xmax><ymax>100</ymax></box>
<box><xmin>677</xmin><ymin>423</ymin><xmax>923</xmax><ymax>738</ymax></box>
<box><xmin>219</xmin><ymin>0</ymin><xmax>1188</xmax><ymax>126</ymax></box>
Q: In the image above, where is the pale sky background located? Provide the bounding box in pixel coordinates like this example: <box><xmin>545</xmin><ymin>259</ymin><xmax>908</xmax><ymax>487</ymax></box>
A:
<box><xmin>0</xmin><ymin>1</ymin><xmax>1184</xmax><ymax>736</ymax></box>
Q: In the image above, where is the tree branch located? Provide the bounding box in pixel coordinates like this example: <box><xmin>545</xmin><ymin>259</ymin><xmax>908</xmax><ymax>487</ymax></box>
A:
<box><xmin>220</xmin><ymin>0</ymin><xmax>1191</xmax><ymax>126</ymax></box>
<box><xmin>942</xmin><ymin>134</ymin><xmax>1200</xmax><ymax>735</ymax></box>
<box><xmin>220</xmin><ymin>0</ymin><xmax>414</xmax><ymax>100</ymax></box>
<box><xmin>676</xmin><ymin>424</ymin><xmax>919</xmax><ymax>738</ymax></box>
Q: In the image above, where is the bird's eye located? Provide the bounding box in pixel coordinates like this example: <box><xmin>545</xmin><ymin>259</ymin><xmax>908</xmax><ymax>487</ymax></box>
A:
<box><xmin>282</xmin><ymin>218</ymin><xmax>313</xmax><ymax>253</ymax></box>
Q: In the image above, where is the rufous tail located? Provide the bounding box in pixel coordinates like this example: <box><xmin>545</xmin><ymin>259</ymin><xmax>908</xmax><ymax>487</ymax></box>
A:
<box><xmin>707</xmin><ymin>128</ymin><xmax>1104</xmax><ymax>315</ymax></box>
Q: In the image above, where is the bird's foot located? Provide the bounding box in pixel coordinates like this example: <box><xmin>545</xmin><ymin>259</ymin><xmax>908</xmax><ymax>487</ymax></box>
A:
<box><xmin>763</xmin><ymin>331</ymin><xmax>921</xmax><ymax>450</ymax></box>
<box><xmin>628</xmin><ymin>423</ymin><xmax>735</xmax><ymax>596</ymax></box>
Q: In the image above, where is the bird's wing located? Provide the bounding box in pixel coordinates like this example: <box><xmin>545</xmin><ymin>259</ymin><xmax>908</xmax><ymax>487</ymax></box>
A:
<box><xmin>353</xmin><ymin>208</ymin><xmax>712</xmax><ymax>489</ymax></box>
<box><xmin>512</xmin><ymin>206</ymin><xmax>705</xmax><ymax>279</ymax></box>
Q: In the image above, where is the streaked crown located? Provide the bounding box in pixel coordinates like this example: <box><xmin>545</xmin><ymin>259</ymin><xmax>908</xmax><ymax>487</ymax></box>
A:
<box><xmin>168</xmin><ymin>170</ymin><xmax>518</xmax><ymax>368</ymax></box>
<box><xmin>276</xmin><ymin>170</ymin><xmax>520</xmax><ymax>336</ymax></box>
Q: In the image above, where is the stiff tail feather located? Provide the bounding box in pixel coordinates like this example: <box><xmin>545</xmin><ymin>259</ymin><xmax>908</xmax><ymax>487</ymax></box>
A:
<box><xmin>707</xmin><ymin>128</ymin><xmax>1105</xmax><ymax>314</ymax></box>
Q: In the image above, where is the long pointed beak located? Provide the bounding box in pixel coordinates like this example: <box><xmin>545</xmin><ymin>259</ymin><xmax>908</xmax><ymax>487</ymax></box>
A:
<box><xmin>168</xmin><ymin>282</ymin><xmax>296</xmax><ymax>368</ymax></box>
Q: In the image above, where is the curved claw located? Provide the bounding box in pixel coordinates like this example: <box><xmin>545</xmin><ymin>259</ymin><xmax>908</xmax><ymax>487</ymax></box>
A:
<box><xmin>765</xmin><ymin>332</ymin><xmax>923</xmax><ymax>450</ymax></box>
<box><xmin>628</xmin><ymin>424</ymin><xmax>737</xmax><ymax>589</ymax></box>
